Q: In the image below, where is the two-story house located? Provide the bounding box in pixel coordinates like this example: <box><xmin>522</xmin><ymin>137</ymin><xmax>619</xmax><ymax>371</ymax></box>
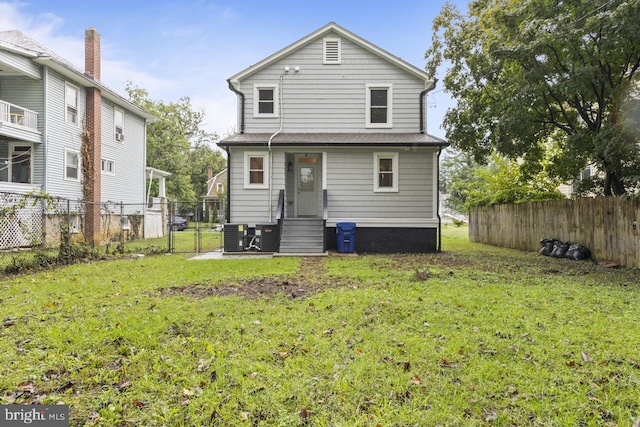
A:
<box><xmin>0</xmin><ymin>28</ymin><xmax>156</xmax><ymax>243</ymax></box>
<box><xmin>218</xmin><ymin>22</ymin><xmax>448</xmax><ymax>254</ymax></box>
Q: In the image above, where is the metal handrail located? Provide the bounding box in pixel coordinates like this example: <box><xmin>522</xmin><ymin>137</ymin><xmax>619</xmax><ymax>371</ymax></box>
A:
<box><xmin>275</xmin><ymin>189</ymin><xmax>285</xmax><ymax>252</ymax></box>
<box><xmin>322</xmin><ymin>189</ymin><xmax>328</xmax><ymax>251</ymax></box>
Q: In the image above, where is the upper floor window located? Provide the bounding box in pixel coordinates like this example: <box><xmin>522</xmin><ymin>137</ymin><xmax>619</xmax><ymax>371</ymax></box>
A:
<box><xmin>114</xmin><ymin>107</ymin><xmax>124</xmax><ymax>142</ymax></box>
<box><xmin>65</xmin><ymin>149</ymin><xmax>80</xmax><ymax>181</ymax></box>
<box><xmin>65</xmin><ymin>83</ymin><xmax>79</xmax><ymax>125</ymax></box>
<box><xmin>244</xmin><ymin>152</ymin><xmax>269</xmax><ymax>189</ymax></box>
<box><xmin>216</xmin><ymin>182</ymin><xmax>224</xmax><ymax>193</ymax></box>
<box><xmin>253</xmin><ymin>85</ymin><xmax>278</xmax><ymax>118</ymax></box>
<box><xmin>323</xmin><ymin>37</ymin><xmax>341</xmax><ymax>64</ymax></box>
<box><xmin>366</xmin><ymin>84</ymin><xmax>393</xmax><ymax>128</ymax></box>
<box><xmin>374</xmin><ymin>152</ymin><xmax>398</xmax><ymax>192</ymax></box>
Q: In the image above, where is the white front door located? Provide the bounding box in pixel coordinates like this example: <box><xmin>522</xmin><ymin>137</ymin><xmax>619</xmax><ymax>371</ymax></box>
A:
<box><xmin>295</xmin><ymin>154</ymin><xmax>318</xmax><ymax>217</ymax></box>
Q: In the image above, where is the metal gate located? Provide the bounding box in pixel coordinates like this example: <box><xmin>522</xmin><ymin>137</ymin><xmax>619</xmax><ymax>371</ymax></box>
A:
<box><xmin>168</xmin><ymin>200</ymin><xmax>224</xmax><ymax>254</ymax></box>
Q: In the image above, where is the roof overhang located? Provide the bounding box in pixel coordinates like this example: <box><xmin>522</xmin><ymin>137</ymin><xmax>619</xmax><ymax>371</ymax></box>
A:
<box><xmin>34</xmin><ymin>55</ymin><xmax>157</xmax><ymax>122</ymax></box>
<box><xmin>217</xmin><ymin>133</ymin><xmax>448</xmax><ymax>148</ymax></box>
<box><xmin>146</xmin><ymin>166</ymin><xmax>172</xmax><ymax>178</ymax></box>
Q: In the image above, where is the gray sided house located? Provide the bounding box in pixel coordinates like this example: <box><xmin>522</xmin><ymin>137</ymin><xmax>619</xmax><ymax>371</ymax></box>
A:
<box><xmin>218</xmin><ymin>22</ymin><xmax>448</xmax><ymax>254</ymax></box>
<box><xmin>0</xmin><ymin>29</ymin><xmax>154</xmax><ymax>203</ymax></box>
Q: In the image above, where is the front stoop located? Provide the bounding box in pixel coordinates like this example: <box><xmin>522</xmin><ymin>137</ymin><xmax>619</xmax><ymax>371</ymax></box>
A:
<box><xmin>276</xmin><ymin>218</ymin><xmax>327</xmax><ymax>256</ymax></box>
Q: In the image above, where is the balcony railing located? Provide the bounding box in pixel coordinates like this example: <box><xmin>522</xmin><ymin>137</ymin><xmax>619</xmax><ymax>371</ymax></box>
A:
<box><xmin>0</xmin><ymin>100</ymin><xmax>38</xmax><ymax>131</ymax></box>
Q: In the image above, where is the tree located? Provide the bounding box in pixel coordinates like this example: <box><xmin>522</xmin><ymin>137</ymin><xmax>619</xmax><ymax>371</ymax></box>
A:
<box><xmin>442</xmin><ymin>149</ymin><xmax>563</xmax><ymax>213</ymax></box>
<box><xmin>126</xmin><ymin>83</ymin><xmax>223</xmax><ymax>201</ymax></box>
<box><xmin>426</xmin><ymin>0</ymin><xmax>640</xmax><ymax>196</ymax></box>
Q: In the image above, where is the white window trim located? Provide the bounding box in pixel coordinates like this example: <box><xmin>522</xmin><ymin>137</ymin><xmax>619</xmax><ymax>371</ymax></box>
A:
<box><xmin>366</xmin><ymin>84</ymin><xmax>393</xmax><ymax>129</ymax></box>
<box><xmin>65</xmin><ymin>82</ymin><xmax>80</xmax><ymax>126</ymax></box>
<box><xmin>64</xmin><ymin>148</ymin><xmax>80</xmax><ymax>182</ymax></box>
<box><xmin>253</xmin><ymin>84</ymin><xmax>279</xmax><ymax>118</ymax></box>
<box><xmin>101</xmin><ymin>158</ymin><xmax>115</xmax><ymax>176</ymax></box>
<box><xmin>323</xmin><ymin>37</ymin><xmax>341</xmax><ymax>64</ymax></box>
<box><xmin>114</xmin><ymin>107</ymin><xmax>124</xmax><ymax>142</ymax></box>
<box><xmin>244</xmin><ymin>152</ymin><xmax>269</xmax><ymax>189</ymax></box>
<box><xmin>374</xmin><ymin>152</ymin><xmax>399</xmax><ymax>192</ymax></box>
<box><xmin>216</xmin><ymin>182</ymin><xmax>224</xmax><ymax>193</ymax></box>
<box><xmin>8</xmin><ymin>142</ymin><xmax>33</xmax><ymax>184</ymax></box>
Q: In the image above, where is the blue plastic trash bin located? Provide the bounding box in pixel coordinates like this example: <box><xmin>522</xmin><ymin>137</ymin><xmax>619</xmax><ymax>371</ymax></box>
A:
<box><xmin>336</xmin><ymin>222</ymin><xmax>356</xmax><ymax>253</ymax></box>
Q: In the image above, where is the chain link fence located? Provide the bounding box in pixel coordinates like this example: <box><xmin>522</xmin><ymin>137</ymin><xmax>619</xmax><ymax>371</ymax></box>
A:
<box><xmin>0</xmin><ymin>191</ymin><xmax>171</xmax><ymax>274</ymax></box>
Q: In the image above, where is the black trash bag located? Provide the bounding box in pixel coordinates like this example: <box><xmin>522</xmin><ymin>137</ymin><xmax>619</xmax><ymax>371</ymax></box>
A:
<box><xmin>565</xmin><ymin>243</ymin><xmax>591</xmax><ymax>261</ymax></box>
<box><xmin>539</xmin><ymin>238</ymin><xmax>555</xmax><ymax>256</ymax></box>
<box><xmin>550</xmin><ymin>241</ymin><xmax>569</xmax><ymax>258</ymax></box>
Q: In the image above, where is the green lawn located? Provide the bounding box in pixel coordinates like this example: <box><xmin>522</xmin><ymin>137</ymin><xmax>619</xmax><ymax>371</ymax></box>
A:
<box><xmin>1</xmin><ymin>225</ymin><xmax>640</xmax><ymax>426</ymax></box>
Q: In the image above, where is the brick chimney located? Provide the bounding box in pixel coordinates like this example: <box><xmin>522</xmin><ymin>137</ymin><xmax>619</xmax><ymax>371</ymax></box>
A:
<box><xmin>84</xmin><ymin>28</ymin><xmax>102</xmax><ymax>245</ymax></box>
<box><xmin>207</xmin><ymin>165</ymin><xmax>213</xmax><ymax>181</ymax></box>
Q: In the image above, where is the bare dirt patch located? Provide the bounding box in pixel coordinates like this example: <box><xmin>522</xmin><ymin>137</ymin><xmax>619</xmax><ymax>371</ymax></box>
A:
<box><xmin>157</xmin><ymin>257</ymin><xmax>341</xmax><ymax>300</ymax></box>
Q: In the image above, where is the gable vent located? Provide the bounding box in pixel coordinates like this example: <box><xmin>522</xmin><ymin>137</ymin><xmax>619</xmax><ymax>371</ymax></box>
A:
<box><xmin>323</xmin><ymin>37</ymin><xmax>341</xmax><ymax>64</ymax></box>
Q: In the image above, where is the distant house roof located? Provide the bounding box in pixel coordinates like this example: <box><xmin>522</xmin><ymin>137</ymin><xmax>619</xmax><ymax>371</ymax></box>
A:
<box><xmin>228</xmin><ymin>22</ymin><xmax>435</xmax><ymax>88</ymax></box>
<box><xmin>218</xmin><ymin>133</ymin><xmax>447</xmax><ymax>147</ymax></box>
<box><xmin>0</xmin><ymin>30</ymin><xmax>155</xmax><ymax>121</ymax></box>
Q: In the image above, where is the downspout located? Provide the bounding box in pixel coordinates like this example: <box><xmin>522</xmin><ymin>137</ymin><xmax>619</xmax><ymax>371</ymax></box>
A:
<box><xmin>437</xmin><ymin>147</ymin><xmax>443</xmax><ymax>252</ymax></box>
<box><xmin>420</xmin><ymin>79</ymin><xmax>442</xmax><ymax>251</ymax></box>
<box><xmin>227</xmin><ymin>79</ymin><xmax>245</xmax><ymax>134</ymax></box>
<box><xmin>419</xmin><ymin>78</ymin><xmax>437</xmax><ymax>134</ymax></box>
<box><xmin>225</xmin><ymin>146</ymin><xmax>231</xmax><ymax>223</ymax></box>
<box><xmin>267</xmin><ymin>74</ymin><xmax>285</xmax><ymax>223</ymax></box>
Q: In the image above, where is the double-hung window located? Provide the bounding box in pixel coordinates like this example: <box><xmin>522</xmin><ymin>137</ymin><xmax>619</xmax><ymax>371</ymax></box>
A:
<box><xmin>65</xmin><ymin>149</ymin><xmax>80</xmax><ymax>181</ymax></box>
<box><xmin>65</xmin><ymin>83</ymin><xmax>79</xmax><ymax>125</ymax></box>
<box><xmin>254</xmin><ymin>85</ymin><xmax>278</xmax><ymax>118</ymax></box>
<box><xmin>114</xmin><ymin>107</ymin><xmax>124</xmax><ymax>142</ymax></box>
<box><xmin>101</xmin><ymin>158</ymin><xmax>115</xmax><ymax>175</ymax></box>
<box><xmin>366</xmin><ymin>84</ymin><xmax>393</xmax><ymax>128</ymax></box>
<box><xmin>244</xmin><ymin>152</ymin><xmax>269</xmax><ymax>189</ymax></box>
<box><xmin>374</xmin><ymin>152</ymin><xmax>398</xmax><ymax>192</ymax></box>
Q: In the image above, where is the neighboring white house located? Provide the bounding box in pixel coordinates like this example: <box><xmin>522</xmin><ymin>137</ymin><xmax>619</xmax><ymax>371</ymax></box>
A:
<box><xmin>202</xmin><ymin>167</ymin><xmax>227</xmax><ymax>223</ymax></box>
<box><xmin>0</xmin><ymin>28</ymin><xmax>157</xmax><ymax>244</ymax></box>
<box><xmin>218</xmin><ymin>22</ymin><xmax>448</xmax><ymax>254</ymax></box>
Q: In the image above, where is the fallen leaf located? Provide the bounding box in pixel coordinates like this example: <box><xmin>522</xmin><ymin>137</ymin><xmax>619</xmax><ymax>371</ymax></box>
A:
<box><xmin>582</xmin><ymin>352</ymin><xmax>593</xmax><ymax>363</ymax></box>
<box><xmin>323</xmin><ymin>328</ymin><xmax>333</xmax><ymax>335</ymax></box>
<box><xmin>117</xmin><ymin>381</ymin><xmax>131</xmax><ymax>391</ymax></box>
<box><xmin>410</xmin><ymin>375</ymin><xmax>421</xmax><ymax>385</ymax></box>
<box><xmin>18</xmin><ymin>381</ymin><xmax>36</xmax><ymax>393</ymax></box>
<box><xmin>566</xmin><ymin>360</ymin><xmax>576</xmax><ymax>367</ymax></box>
<box><xmin>298</xmin><ymin>408</ymin><xmax>311</xmax><ymax>419</ymax></box>
<box><xmin>484</xmin><ymin>408</ymin><xmax>498</xmax><ymax>421</ymax></box>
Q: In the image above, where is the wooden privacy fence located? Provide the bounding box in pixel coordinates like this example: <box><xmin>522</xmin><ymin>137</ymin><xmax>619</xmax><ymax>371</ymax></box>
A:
<box><xmin>469</xmin><ymin>197</ymin><xmax>640</xmax><ymax>269</ymax></box>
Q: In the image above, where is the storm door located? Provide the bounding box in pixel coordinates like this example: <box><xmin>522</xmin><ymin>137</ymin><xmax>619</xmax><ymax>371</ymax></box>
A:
<box><xmin>295</xmin><ymin>154</ymin><xmax>319</xmax><ymax>217</ymax></box>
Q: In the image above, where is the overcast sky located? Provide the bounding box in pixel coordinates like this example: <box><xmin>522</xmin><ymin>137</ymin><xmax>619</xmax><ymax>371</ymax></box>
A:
<box><xmin>0</xmin><ymin>0</ymin><xmax>467</xmax><ymax>140</ymax></box>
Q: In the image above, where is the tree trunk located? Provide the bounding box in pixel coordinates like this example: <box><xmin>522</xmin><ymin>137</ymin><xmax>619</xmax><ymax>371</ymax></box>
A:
<box><xmin>604</xmin><ymin>170</ymin><xmax>626</xmax><ymax>196</ymax></box>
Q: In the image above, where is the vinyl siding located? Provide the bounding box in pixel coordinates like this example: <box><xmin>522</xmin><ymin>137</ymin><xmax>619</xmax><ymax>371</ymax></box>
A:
<box><xmin>239</xmin><ymin>32</ymin><xmax>427</xmax><ymax>134</ymax></box>
<box><xmin>101</xmin><ymin>100</ymin><xmax>146</xmax><ymax>207</ymax></box>
<box><xmin>326</xmin><ymin>147</ymin><xmax>435</xmax><ymax>219</ymax></box>
<box><xmin>42</xmin><ymin>69</ymin><xmax>84</xmax><ymax>198</ymax></box>
<box><xmin>229</xmin><ymin>145</ymin><xmax>436</xmax><ymax>225</ymax></box>
<box><xmin>228</xmin><ymin>146</ymin><xmax>285</xmax><ymax>225</ymax></box>
<box><xmin>0</xmin><ymin>75</ymin><xmax>45</xmax><ymax>185</ymax></box>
